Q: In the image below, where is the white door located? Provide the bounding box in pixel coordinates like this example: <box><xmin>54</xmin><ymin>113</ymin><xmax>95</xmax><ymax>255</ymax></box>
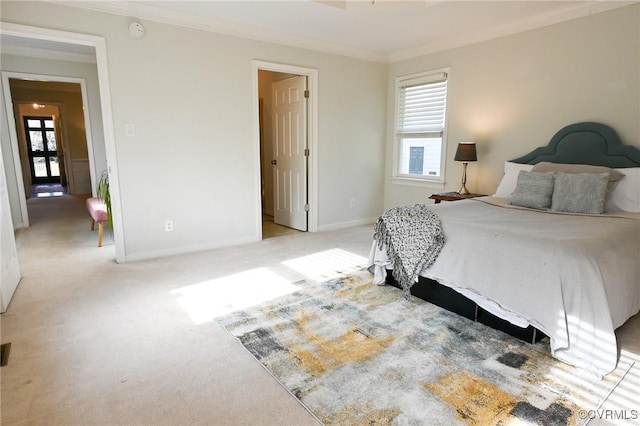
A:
<box><xmin>272</xmin><ymin>76</ymin><xmax>308</xmax><ymax>231</ymax></box>
<box><xmin>1</xmin><ymin>147</ymin><xmax>21</xmax><ymax>313</ymax></box>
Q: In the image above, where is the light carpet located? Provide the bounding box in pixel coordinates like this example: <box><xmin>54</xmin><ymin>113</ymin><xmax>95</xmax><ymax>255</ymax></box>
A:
<box><xmin>215</xmin><ymin>269</ymin><xmax>631</xmax><ymax>425</ymax></box>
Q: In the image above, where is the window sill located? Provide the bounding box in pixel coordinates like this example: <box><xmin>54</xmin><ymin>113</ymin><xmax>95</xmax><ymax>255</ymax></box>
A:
<box><xmin>391</xmin><ymin>177</ymin><xmax>446</xmax><ymax>189</ymax></box>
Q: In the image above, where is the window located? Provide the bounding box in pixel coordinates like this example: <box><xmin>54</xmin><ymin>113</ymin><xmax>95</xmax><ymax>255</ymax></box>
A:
<box><xmin>23</xmin><ymin>116</ymin><xmax>60</xmax><ymax>183</ymax></box>
<box><xmin>395</xmin><ymin>70</ymin><xmax>449</xmax><ymax>182</ymax></box>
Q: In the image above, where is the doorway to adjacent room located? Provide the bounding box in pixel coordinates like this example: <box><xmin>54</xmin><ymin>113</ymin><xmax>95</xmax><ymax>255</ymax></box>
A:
<box><xmin>255</xmin><ymin>61</ymin><xmax>319</xmax><ymax>240</ymax></box>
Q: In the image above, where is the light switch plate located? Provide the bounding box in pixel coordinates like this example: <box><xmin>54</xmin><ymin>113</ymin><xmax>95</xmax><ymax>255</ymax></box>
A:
<box><xmin>124</xmin><ymin>123</ymin><xmax>135</xmax><ymax>137</ymax></box>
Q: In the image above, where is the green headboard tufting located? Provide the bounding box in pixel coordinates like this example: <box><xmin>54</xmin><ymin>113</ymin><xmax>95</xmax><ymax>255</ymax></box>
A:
<box><xmin>511</xmin><ymin>122</ymin><xmax>640</xmax><ymax>168</ymax></box>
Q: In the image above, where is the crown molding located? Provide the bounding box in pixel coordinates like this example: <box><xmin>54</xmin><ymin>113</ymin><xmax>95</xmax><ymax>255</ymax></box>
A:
<box><xmin>51</xmin><ymin>1</ymin><xmax>389</xmax><ymax>63</ymax></box>
<box><xmin>390</xmin><ymin>1</ymin><xmax>638</xmax><ymax>63</ymax></box>
<box><xmin>1</xmin><ymin>44</ymin><xmax>96</xmax><ymax>64</ymax></box>
<box><xmin>47</xmin><ymin>0</ymin><xmax>637</xmax><ymax>65</ymax></box>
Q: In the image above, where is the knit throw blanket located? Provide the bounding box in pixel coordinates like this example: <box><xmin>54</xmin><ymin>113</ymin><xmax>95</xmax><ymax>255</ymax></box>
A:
<box><xmin>373</xmin><ymin>204</ymin><xmax>445</xmax><ymax>299</ymax></box>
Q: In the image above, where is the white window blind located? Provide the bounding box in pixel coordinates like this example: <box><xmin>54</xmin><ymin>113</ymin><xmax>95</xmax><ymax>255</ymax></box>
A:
<box><xmin>397</xmin><ymin>76</ymin><xmax>447</xmax><ymax>135</ymax></box>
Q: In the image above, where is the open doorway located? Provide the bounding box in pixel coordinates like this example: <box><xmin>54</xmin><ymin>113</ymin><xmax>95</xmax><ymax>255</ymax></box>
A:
<box><xmin>255</xmin><ymin>61</ymin><xmax>319</xmax><ymax>241</ymax></box>
<box><xmin>10</xmin><ymin>79</ymin><xmax>94</xmax><ymax>204</ymax></box>
<box><xmin>10</xmin><ymin>79</ymin><xmax>90</xmax><ymax>200</ymax></box>
<box><xmin>258</xmin><ymin>70</ymin><xmax>305</xmax><ymax>239</ymax></box>
<box><xmin>3</xmin><ymin>72</ymin><xmax>99</xmax><ymax>223</ymax></box>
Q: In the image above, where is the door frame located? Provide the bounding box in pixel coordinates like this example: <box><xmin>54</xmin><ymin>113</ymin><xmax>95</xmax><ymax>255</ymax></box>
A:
<box><xmin>0</xmin><ymin>23</ymin><xmax>125</xmax><ymax>263</ymax></box>
<box><xmin>2</xmin><ymin>72</ymin><xmax>97</xmax><ymax>224</ymax></box>
<box><xmin>0</xmin><ymin>141</ymin><xmax>21</xmax><ymax>313</ymax></box>
<box><xmin>252</xmin><ymin>60</ymin><xmax>318</xmax><ymax>239</ymax></box>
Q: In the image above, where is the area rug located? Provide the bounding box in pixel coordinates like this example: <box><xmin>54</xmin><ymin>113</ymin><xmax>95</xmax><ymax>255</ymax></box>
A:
<box><xmin>214</xmin><ymin>269</ymin><xmax>630</xmax><ymax>425</ymax></box>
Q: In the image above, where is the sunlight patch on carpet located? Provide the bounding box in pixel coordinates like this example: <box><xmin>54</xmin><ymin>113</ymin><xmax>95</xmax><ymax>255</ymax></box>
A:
<box><xmin>282</xmin><ymin>248</ymin><xmax>367</xmax><ymax>282</ymax></box>
<box><xmin>591</xmin><ymin>352</ymin><xmax>638</xmax><ymax>425</ymax></box>
<box><xmin>170</xmin><ymin>267</ymin><xmax>299</xmax><ymax>324</ymax></box>
<box><xmin>214</xmin><ymin>269</ymin><xmax>629</xmax><ymax>425</ymax></box>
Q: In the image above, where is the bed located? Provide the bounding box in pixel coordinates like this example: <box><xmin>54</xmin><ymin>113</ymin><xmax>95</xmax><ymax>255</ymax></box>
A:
<box><xmin>367</xmin><ymin>122</ymin><xmax>640</xmax><ymax>379</ymax></box>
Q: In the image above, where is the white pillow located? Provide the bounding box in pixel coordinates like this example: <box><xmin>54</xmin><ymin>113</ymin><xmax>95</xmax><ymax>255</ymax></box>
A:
<box><xmin>605</xmin><ymin>168</ymin><xmax>640</xmax><ymax>213</ymax></box>
<box><xmin>493</xmin><ymin>162</ymin><xmax>534</xmax><ymax>198</ymax></box>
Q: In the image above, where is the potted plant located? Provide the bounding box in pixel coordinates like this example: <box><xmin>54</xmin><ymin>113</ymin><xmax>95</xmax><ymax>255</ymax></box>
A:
<box><xmin>96</xmin><ymin>170</ymin><xmax>112</xmax><ymax>225</ymax></box>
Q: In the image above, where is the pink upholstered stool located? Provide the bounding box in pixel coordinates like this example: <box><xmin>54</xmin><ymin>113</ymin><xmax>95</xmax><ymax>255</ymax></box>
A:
<box><xmin>86</xmin><ymin>197</ymin><xmax>108</xmax><ymax>247</ymax></box>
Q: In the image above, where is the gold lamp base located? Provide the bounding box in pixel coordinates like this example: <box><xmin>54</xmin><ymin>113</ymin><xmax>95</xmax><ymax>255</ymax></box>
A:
<box><xmin>457</xmin><ymin>185</ymin><xmax>470</xmax><ymax>195</ymax></box>
<box><xmin>457</xmin><ymin>162</ymin><xmax>470</xmax><ymax>195</ymax></box>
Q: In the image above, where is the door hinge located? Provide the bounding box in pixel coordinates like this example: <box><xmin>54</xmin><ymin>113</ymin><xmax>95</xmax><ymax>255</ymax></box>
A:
<box><xmin>304</xmin><ymin>204</ymin><xmax>310</xmax><ymax>212</ymax></box>
<box><xmin>304</xmin><ymin>90</ymin><xmax>310</xmax><ymax>98</ymax></box>
<box><xmin>304</xmin><ymin>148</ymin><xmax>310</xmax><ymax>157</ymax></box>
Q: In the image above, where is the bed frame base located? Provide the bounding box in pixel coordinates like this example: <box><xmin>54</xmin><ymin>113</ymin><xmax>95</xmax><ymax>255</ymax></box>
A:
<box><xmin>386</xmin><ymin>271</ymin><xmax>546</xmax><ymax>344</ymax></box>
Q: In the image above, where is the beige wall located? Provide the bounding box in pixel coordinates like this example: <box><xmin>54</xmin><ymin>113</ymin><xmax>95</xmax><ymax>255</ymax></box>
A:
<box><xmin>384</xmin><ymin>4</ymin><xmax>640</xmax><ymax>208</ymax></box>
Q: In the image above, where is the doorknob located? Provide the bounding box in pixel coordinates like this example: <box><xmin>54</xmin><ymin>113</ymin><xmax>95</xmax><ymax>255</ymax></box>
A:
<box><xmin>271</xmin><ymin>160</ymin><xmax>277</xmax><ymax>165</ymax></box>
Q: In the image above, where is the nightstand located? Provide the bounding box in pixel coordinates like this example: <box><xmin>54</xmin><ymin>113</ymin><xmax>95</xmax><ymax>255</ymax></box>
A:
<box><xmin>429</xmin><ymin>192</ymin><xmax>486</xmax><ymax>204</ymax></box>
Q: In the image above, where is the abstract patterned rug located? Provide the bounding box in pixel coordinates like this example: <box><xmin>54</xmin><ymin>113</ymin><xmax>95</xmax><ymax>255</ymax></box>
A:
<box><xmin>214</xmin><ymin>269</ymin><xmax>630</xmax><ymax>425</ymax></box>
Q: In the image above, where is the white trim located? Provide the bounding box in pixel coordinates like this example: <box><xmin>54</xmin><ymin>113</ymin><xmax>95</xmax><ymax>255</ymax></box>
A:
<box><xmin>1</xmin><ymin>74</ymin><xmax>29</xmax><ymax>228</ymax></box>
<box><xmin>0</xmin><ymin>23</ymin><xmax>124</xmax><ymax>263</ymax></box>
<box><xmin>391</xmin><ymin>177</ymin><xmax>446</xmax><ymax>190</ymax></box>
<box><xmin>316</xmin><ymin>218</ymin><xmax>376</xmax><ymax>233</ymax></box>
<box><xmin>1</xmin><ymin>44</ymin><xmax>96</xmax><ymax>64</ymax></box>
<box><xmin>252</xmin><ymin>60</ymin><xmax>319</xmax><ymax>240</ymax></box>
<box><xmin>0</xmin><ymin>22</ymin><xmax>98</xmax><ymax>48</ymax></box>
<box><xmin>93</xmin><ymin>32</ymin><xmax>124</xmax><ymax>263</ymax></box>
<box><xmin>55</xmin><ymin>104</ymin><xmax>75</xmax><ymax>194</ymax></box>
<box><xmin>123</xmin><ymin>236</ymin><xmax>256</xmax><ymax>263</ymax></box>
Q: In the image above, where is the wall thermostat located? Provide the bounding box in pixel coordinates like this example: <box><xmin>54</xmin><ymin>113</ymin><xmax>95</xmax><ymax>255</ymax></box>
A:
<box><xmin>129</xmin><ymin>22</ymin><xmax>145</xmax><ymax>39</ymax></box>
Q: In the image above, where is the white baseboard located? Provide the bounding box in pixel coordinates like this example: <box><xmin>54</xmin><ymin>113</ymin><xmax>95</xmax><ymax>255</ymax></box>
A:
<box><xmin>122</xmin><ymin>218</ymin><xmax>376</xmax><ymax>263</ymax></box>
<box><xmin>316</xmin><ymin>218</ymin><xmax>376</xmax><ymax>232</ymax></box>
<box><xmin>123</xmin><ymin>235</ymin><xmax>257</xmax><ymax>263</ymax></box>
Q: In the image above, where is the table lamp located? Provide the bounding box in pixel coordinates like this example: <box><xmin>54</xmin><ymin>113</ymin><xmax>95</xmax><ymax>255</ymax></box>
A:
<box><xmin>454</xmin><ymin>142</ymin><xmax>477</xmax><ymax>195</ymax></box>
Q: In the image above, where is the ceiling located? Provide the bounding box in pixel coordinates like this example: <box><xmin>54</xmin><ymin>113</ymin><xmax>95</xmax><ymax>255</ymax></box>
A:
<box><xmin>2</xmin><ymin>1</ymin><xmax>638</xmax><ymax>63</ymax></box>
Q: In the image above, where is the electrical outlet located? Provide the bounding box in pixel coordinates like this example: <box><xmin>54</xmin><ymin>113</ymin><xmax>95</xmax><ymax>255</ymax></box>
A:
<box><xmin>164</xmin><ymin>220</ymin><xmax>173</xmax><ymax>232</ymax></box>
<box><xmin>349</xmin><ymin>199</ymin><xmax>355</xmax><ymax>209</ymax></box>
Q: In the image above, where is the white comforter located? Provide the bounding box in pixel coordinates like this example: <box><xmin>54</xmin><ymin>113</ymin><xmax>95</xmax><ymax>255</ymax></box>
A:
<box><xmin>367</xmin><ymin>197</ymin><xmax>640</xmax><ymax>378</ymax></box>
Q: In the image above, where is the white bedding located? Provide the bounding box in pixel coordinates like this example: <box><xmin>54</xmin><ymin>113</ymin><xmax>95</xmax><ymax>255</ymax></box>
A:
<box><xmin>367</xmin><ymin>197</ymin><xmax>640</xmax><ymax>378</ymax></box>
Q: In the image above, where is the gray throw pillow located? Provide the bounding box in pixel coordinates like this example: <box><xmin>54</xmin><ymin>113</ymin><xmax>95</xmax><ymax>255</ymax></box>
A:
<box><xmin>551</xmin><ymin>172</ymin><xmax>609</xmax><ymax>214</ymax></box>
<box><xmin>510</xmin><ymin>171</ymin><xmax>555</xmax><ymax>210</ymax></box>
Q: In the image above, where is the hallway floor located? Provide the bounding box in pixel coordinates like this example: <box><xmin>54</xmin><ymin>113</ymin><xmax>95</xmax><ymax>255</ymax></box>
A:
<box><xmin>31</xmin><ymin>183</ymin><xmax>67</xmax><ymax>198</ymax></box>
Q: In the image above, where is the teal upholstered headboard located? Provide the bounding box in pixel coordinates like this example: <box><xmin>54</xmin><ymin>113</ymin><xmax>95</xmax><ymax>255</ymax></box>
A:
<box><xmin>511</xmin><ymin>122</ymin><xmax>640</xmax><ymax>168</ymax></box>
